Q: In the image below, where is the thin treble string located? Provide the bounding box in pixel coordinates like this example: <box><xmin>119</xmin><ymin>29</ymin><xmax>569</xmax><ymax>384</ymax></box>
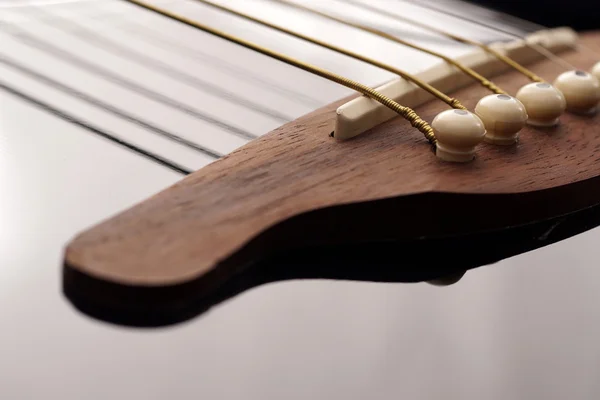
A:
<box><xmin>84</xmin><ymin>4</ymin><xmax>323</xmax><ymax>108</ymax></box>
<box><xmin>121</xmin><ymin>0</ymin><xmax>437</xmax><ymax>144</ymax></box>
<box><xmin>22</xmin><ymin>5</ymin><xmax>294</xmax><ymax>122</ymax></box>
<box><xmin>0</xmin><ymin>80</ymin><xmax>192</xmax><ymax>175</ymax></box>
<box><xmin>571</xmin><ymin>41</ymin><xmax>600</xmax><ymax>60</ymax></box>
<box><xmin>405</xmin><ymin>0</ymin><xmax>579</xmax><ymax>71</ymax></box>
<box><xmin>344</xmin><ymin>0</ymin><xmax>545</xmax><ymax>83</ymax></box>
<box><xmin>416</xmin><ymin>0</ymin><xmax>545</xmax><ymax>34</ymax></box>
<box><xmin>189</xmin><ymin>0</ymin><xmax>466</xmax><ymax>110</ymax></box>
<box><xmin>269</xmin><ymin>0</ymin><xmax>506</xmax><ymax>95</ymax></box>
<box><xmin>0</xmin><ymin>21</ymin><xmax>258</xmax><ymax>140</ymax></box>
<box><xmin>412</xmin><ymin>0</ymin><xmax>600</xmax><ymax>60</ymax></box>
<box><xmin>0</xmin><ymin>54</ymin><xmax>222</xmax><ymax>159</ymax></box>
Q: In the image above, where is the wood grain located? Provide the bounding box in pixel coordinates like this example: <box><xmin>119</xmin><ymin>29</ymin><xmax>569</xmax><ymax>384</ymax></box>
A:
<box><xmin>64</xmin><ymin>32</ymin><xmax>600</xmax><ymax>326</ymax></box>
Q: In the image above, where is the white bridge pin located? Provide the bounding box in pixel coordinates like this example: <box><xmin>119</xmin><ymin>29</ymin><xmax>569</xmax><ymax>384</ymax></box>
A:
<box><xmin>553</xmin><ymin>70</ymin><xmax>600</xmax><ymax>114</ymax></box>
<box><xmin>516</xmin><ymin>82</ymin><xmax>566</xmax><ymax>126</ymax></box>
<box><xmin>475</xmin><ymin>94</ymin><xmax>528</xmax><ymax>145</ymax></box>
<box><xmin>433</xmin><ymin>109</ymin><xmax>486</xmax><ymax>163</ymax></box>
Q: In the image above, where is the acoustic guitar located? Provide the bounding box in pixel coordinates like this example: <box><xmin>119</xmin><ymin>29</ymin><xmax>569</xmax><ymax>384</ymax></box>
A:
<box><xmin>2</xmin><ymin>0</ymin><xmax>600</xmax><ymax>330</ymax></box>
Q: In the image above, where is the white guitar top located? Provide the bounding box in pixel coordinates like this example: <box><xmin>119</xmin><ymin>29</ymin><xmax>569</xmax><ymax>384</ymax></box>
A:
<box><xmin>1</xmin><ymin>1</ymin><xmax>599</xmax><ymax>398</ymax></box>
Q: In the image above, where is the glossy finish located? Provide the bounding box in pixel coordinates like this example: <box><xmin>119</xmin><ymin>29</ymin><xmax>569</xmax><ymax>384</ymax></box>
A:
<box><xmin>1</xmin><ymin>0</ymin><xmax>600</xmax><ymax>399</ymax></box>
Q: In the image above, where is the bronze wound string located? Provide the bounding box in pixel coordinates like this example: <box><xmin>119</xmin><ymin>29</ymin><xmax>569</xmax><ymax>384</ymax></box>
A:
<box><xmin>123</xmin><ymin>0</ymin><xmax>437</xmax><ymax>144</ymax></box>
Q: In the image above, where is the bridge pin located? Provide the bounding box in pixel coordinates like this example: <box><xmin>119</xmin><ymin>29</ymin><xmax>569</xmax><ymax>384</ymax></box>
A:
<box><xmin>433</xmin><ymin>109</ymin><xmax>486</xmax><ymax>162</ymax></box>
<box><xmin>516</xmin><ymin>82</ymin><xmax>566</xmax><ymax>126</ymax></box>
<box><xmin>475</xmin><ymin>94</ymin><xmax>528</xmax><ymax>145</ymax></box>
<box><xmin>553</xmin><ymin>70</ymin><xmax>600</xmax><ymax>114</ymax></box>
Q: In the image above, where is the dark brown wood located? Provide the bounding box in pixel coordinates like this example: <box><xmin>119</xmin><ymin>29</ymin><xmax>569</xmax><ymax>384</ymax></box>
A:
<box><xmin>64</xmin><ymin>32</ymin><xmax>600</xmax><ymax>326</ymax></box>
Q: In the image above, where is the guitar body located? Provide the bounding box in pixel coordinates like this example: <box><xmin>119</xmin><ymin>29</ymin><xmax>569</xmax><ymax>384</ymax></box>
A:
<box><xmin>2</xmin><ymin>1</ymin><xmax>600</xmax><ymax>398</ymax></box>
<box><xmin>64</xmin><ymin>32</ymin><xmax>600</xmax><ymax>326</ymax></box>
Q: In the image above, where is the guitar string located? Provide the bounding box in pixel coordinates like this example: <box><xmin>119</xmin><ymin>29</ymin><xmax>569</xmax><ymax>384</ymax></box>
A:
<box><xmin>189</xmin><ymin>0</ymin><xmax>466</xmax><ymax>110</ymax></box>
<box><xmin>0</xmin><ymin>80</ymin><xmax>192</xmax><ymax>175</ymax></box>
<box><xmin>412</xmin><ymin>0</ymin><xmax>600</xmax><ymax>59</ymax></box>
<box><xmin>85</xmin><ymin>4</ymin><xmax>323</xmax><ymax>108</ymax></box>
<box><xmin>21</xmin><ymin>5</ymin><xmax>294</xmax><ymax>123</ymax></box>
<box><xmin>0</xmin><ymin>54</ymin><xmax>222</xmax><ymax>159</ymax></box>
<box><xmin>344</xmin><ymin>0</ymin><xmax>545</xmax><ymax>83</ymax></box>
<box><xmin>269</xmin><ymin>0</ymin><xmax>506</xmax><ymax>95</ymax></box>
<box><xmin>122</xmin><ymin>0</ymin><xmax>437</xmax><ymax>143</ymax></box>
<box><xmin>4</xmin><ymin>0</ymin><xmax>573</xmax><ymax>173</ymax></box>
<box><xmin>424</xmin><ymin>0</ymin><xmax>544</xmax><ymax>32</ymax></box>
<box><xmin>405</xmin><ymin>0</ymin><xmax>578</xmax><ymax>70</ymax></box>
<box><xmin>0</xmin><ymin>21</ymin><xmax>259</xmax><ymax>140</ymax></box>
<box><xmin>412</xmin><ymin>0</ymin><xmax>542</xmax><ymax>34</ymax></box>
